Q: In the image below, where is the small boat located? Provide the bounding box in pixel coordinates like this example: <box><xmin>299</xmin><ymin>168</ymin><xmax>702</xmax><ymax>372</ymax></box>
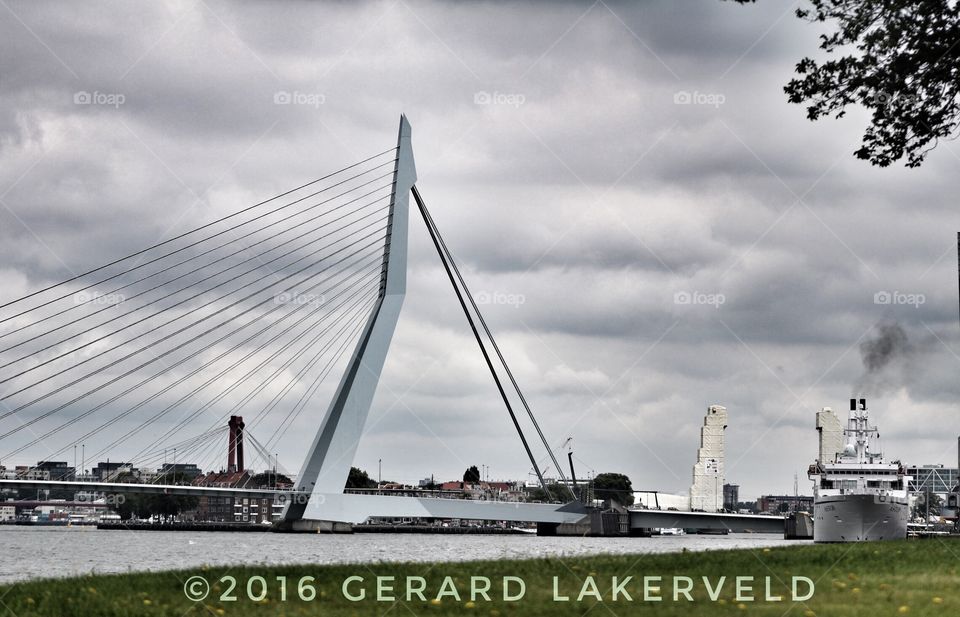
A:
<box><xmin>656</xmin><ymin>528</ymin><xmax>685</xmax><ymax>536</ymax></box>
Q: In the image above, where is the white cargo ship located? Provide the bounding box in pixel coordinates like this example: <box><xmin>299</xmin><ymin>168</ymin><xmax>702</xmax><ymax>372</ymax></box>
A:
<box><xmin>808</xmin><ymin>399</ymin><xmax>910</xmax><ymax>542</ymax></box>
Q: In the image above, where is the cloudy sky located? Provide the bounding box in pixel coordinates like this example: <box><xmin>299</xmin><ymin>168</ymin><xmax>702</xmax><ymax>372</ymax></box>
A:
<box><xmin>1</xmin><ymin>0</ymin><xmax>959</xmax><ymax>501</ymax></box>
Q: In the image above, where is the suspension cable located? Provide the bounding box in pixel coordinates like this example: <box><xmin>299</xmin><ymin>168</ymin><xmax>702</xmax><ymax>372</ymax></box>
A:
<box><xmin>186</xmin><ymin>299</ymin><xmax>373</xmax><ymax>478</ymax></box>
<box><xmin>0</xmin><ymin>229</ymin><xmax>388</xmax><ymax>429</ymax></box>
<box><xmin>414</xmin><ymin>185</ymin><xmax>576</xmax><ymax>500</ymax></box>
<box><xmin>1</xmin><ymin>223</ymin><xmax>389</xmax><ymax>400</ymax></box>
<box><xmin>95</xmin><ymin>271</ymin><xmax>381</xmax><ymax>465</ymax></box>
<box><xmin>0</xmin><ymin>200</ymin><xmax>391</xmax><ymax>377</ymax></box>
<box><xmin>0</xmin><ymin>147</ymin><xmax>397</xmax><ymax>313</ymax></box>
<box><xmin>411</xmin><ymin>186</ymin><xmax>550</xmax><ymax>496</ymax></box>
<box><xmin>0</xmin><ymin>184</ymin><xmax>394</xmax><ymax>346</ymax></box>
<box><xmin>0</xmin><ymin>247</ymin><xmax>386</xmax><ymax>456</ymax></box>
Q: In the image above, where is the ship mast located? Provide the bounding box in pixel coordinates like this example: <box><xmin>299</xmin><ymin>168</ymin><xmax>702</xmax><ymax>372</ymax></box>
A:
<box><xmin>845</xmin><ymin>398</ymin><xmax>879</xmax><ymax>464</ymax></box>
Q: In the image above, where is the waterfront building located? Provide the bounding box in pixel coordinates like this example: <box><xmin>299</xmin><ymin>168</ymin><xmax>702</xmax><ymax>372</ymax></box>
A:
<box><xmin>233</xmin><ymin>496</ymin><xmax>282</xmax><ymax>523</ymax></box>
<box><xmin>33</xmin><ymin>461</ymin><xmax>75</xmax><ymax>480</ymax></box>
<box><xmin>723</xmin><ymin>483</ymin><xmax>739</xmax><ymax>511</ymax></box>
<box><xmin>93</xmin><ymin>462</ymin><xmax>134</xmax><ymax>481</ymax></box>
<box><xmin>756</xmin><ymin>494</ymin><xmax>814</xmax><ymax>514</ymax></box>
<box><xmin>156</xmin><ymin>463</ymin><xmax>202</xmax><ymax>481</ymax></box>
<box><xmin>191</xmin><ymin>469</ymin><xmax>282</xmax><ymax>523</ymax></box>
<box><xmin>134</xmin><ymin>469</ymin><xmax>160</xmax><ymax>483</ymax></box>
<box><xmin>906</xmin><ymin>465</ymin><xmax>959</xmax><ymax>494</ymax></box>
<box><xmin>689</xmin><ymin>405</ymin><xmax>727</xmax><ymax>512</ymax></box>
<box><xmin>816</xmin><ymin>407</ymin><xmax>844</xmax><ymax>463</ymax></box>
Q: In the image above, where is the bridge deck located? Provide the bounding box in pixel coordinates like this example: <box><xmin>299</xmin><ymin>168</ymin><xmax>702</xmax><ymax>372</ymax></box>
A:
<box><xmin>2</xmin><ymin>480</ymin><xmax>787</xmax><ymax>533</ymax></box>
<box><xmin>628</xmin><ymin>508</ymin><xmax>785</xmax><ymax>533</ymax></box>
<box><xmin>0</xmin><ymin>479</ymin><xmax>290</xmax><ymax>500</ymax></box>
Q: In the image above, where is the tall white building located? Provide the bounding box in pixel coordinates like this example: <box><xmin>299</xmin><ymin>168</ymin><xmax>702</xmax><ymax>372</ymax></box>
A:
<box><xmin>689</xmin><ymin>405</ymin><xmax>728</xmax><ymax>512</ymax></box>
<box><xmin>816</xmin><ymin>407</ymin><xmax>844</xmax><ymax>464</ymax></box>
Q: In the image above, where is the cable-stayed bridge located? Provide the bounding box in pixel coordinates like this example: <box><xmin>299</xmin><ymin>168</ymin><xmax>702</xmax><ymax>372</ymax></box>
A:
<box><xmin>0</xmin><ymin>117</ymin><xmax>783</xmax><ymax>534</ymax></box>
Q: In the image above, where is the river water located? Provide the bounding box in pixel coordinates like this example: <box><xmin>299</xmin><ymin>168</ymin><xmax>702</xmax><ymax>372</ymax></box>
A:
<box><xmin>0</xmin><ymin>527</ymin><xmax>809</xmax><ymax>583</ymax></box>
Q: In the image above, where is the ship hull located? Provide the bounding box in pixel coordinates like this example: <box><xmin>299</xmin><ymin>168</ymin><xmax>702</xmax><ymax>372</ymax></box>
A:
<box><xmin>813</xmin><ymin>494</ymin><xmax>908</xmax><ymax>542</ymax></box>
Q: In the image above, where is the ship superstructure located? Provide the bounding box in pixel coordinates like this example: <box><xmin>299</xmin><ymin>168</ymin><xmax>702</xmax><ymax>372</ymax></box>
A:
<box><xmin>808</xmin><ymin>398</ymin><xmax>910</xmax><ymax>542</ymax></box>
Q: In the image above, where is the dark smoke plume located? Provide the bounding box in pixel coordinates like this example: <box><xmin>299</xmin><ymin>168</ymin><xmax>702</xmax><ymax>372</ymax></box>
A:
<box><xmin>857</xmin><ymin>321</ymin><xmax>912</xmax><ymax>394</ymax></box>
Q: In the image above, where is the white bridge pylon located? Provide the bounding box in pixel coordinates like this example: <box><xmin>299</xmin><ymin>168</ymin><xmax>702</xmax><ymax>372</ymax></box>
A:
<box><xmin>280</xmin><ymin>116</ymin><xmax>585</xmax><ymax>528</ymax></box>
<box><xmin>279</xmin><ymin>115</ymin><xmax>414</xmax><ymax>522</ymax></box>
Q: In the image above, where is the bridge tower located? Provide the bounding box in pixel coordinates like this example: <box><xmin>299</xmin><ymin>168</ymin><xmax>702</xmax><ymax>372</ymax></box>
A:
<box><xmin>280</xmin><ymin>116</ymin><xmax>416</xmax><ymax>525</ymax></box>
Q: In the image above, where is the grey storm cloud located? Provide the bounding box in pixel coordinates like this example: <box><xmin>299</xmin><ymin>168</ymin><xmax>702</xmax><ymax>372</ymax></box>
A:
<box><xmin>1</xmin><ymin>0</ymin><xmax>959</xmax><ymax>500</ymax></box>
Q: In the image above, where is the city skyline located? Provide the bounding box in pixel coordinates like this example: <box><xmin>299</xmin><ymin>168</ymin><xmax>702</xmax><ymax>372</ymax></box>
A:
<box><xmin>1</xmin><ymin>1</ymin><xmax>959</xmax><ymax>503</ymax></box>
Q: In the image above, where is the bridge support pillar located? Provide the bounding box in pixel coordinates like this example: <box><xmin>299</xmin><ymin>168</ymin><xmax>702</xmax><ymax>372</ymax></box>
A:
<box><xmin>536</xmin><ymin>522</ymin><xmax>558</xmax><ymax>536</ymax></box>
<box><xmin>273</xmin><ymin>519</ymin><xmax>354</xmax><ymax>534</ymax></box>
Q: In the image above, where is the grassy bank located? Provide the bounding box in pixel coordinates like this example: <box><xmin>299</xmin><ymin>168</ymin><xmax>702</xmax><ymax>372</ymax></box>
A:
<box><xmin>0</xmin><ymin>538</ymin><xmax>957</xmax><ymax>616</ymax></box>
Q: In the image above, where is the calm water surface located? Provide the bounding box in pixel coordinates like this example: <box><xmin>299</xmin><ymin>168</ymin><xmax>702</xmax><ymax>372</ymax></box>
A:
<box><xmin>0</xmin><ymin>527</ymin><xmax>809</xmax><ymax>583</ymax></box>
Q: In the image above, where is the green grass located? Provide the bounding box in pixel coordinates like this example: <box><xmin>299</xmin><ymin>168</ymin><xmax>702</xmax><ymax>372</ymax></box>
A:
<box><xmin>1</xmin><ymin>539</ymin><xmax>958</xmax><ymax>616</ymax></box>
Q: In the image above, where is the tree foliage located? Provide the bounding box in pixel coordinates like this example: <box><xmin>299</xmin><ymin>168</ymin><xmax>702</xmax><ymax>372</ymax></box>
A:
<box><xmin>113</xmin><ymin>494</ymin><xmax>198</xmax><ymax>521</ymax></box>
<box><xmin>525</xmin><ymin>482</ymin><xmax>566</xmax><ymax>503</ymax></box>
<box><xmin>730</xmin><ymin>0</ymin><xmax>960</xmax><ymax>167</ymax></box>
<box><xmin>593</xmin><ymin>472</ymin><xmax>635</xmax><ymax>506</ymax></box>
<box><xmin>913</xmin><ymin>491</ymin><xmax>943</xmax><ymax>518</ymax></box>
<box><xmin>463</xmin><ymin>465</ymin><xmax>481</xmax><ymax>484</ymax></box>
<box><xmin>345</xmin><ymin>466</ymin><xmax>378</xmax><ymax>489</ymax></box>
<box><xmin>248</xmin><ymin>472</ymin><xmax>293</xmax><ymax>488</ymax></box>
